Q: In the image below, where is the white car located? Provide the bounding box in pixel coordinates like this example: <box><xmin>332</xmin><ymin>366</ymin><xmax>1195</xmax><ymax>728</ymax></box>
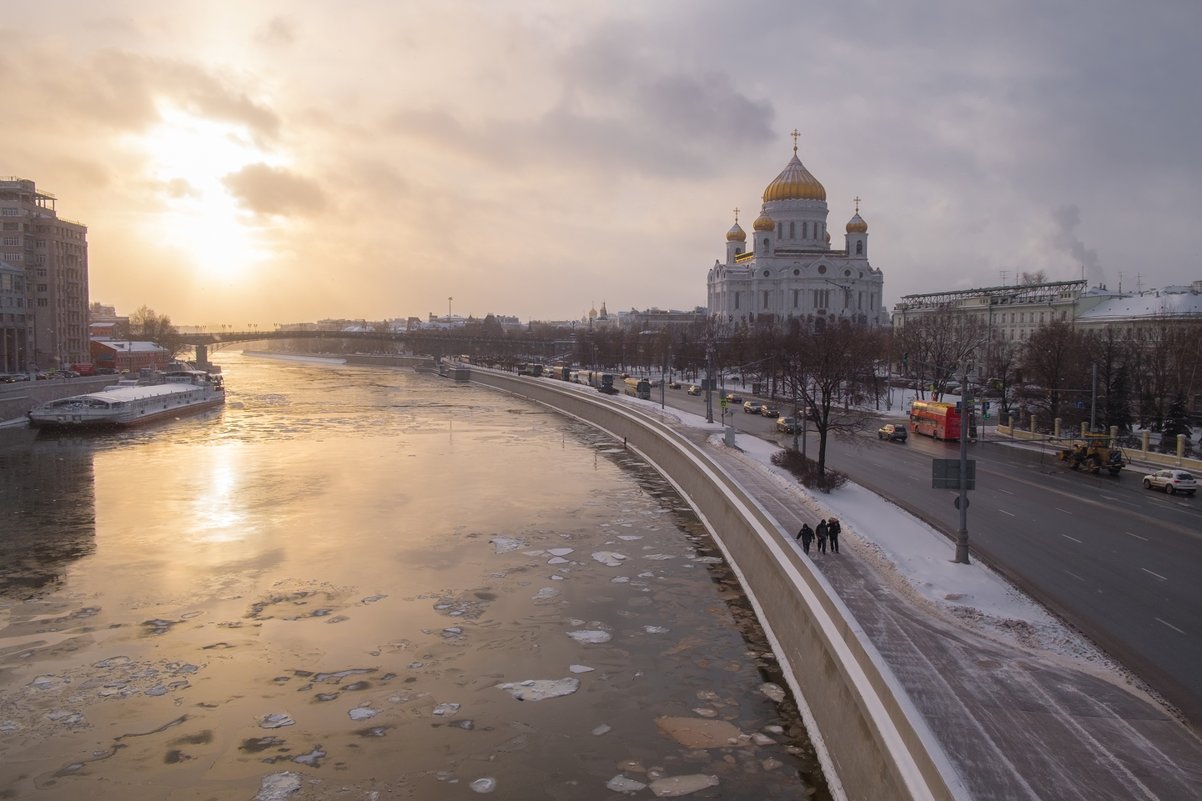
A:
<box><xmin>1142</xmin><ymin>469</ymin><xmax>1197</xmax><ymax>496</ymax></box>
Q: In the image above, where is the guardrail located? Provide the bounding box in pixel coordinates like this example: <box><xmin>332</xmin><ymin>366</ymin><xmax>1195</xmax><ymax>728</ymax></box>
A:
<box><xmin>466</xmin><ymin>366</ymin><xmax>964</xmax><ymax>801</ymax></box>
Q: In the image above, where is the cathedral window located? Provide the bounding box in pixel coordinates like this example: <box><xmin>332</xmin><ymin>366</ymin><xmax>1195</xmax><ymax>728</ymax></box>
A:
<box><xmin>735</xmin><ymin>247</ymin><xmax>742</xmax><ymax>256</ymax></box>
<box><xmin>734</xmin><ymin>292</ymin><xmax>740</xmax><ymax>310</ymax></box>
<box><xmin>763</xmin><ymin>291</ymin><xmax>770</xmax><ymax>309</ymax></box>
<box><xmin>803</xmin><ymin>221</ymin><xmax>808</xmax><ymax>238</ymax></box>
<box><xmin>793</xmin><ymin>268</ymin><xmax>800</xmax><ymax>276</ymax></box>
<box><xmin>793</xmin><ymin>289</ymin><xmax>800</xmax><ymax>307</ymax></box>
<box><xmin>817</xmin><ymin>264</ymin><xmax>827</xmax><ymax>274</ymax></box>
<box><xmin>760</xmin><ymin>237</ymin><xmax>768</xmax><ymax>253</ymax></box>
<box><xmin>789</xmin><ymin>221</ymin><xmax>795</xmax><ymax>239</ymax></box>
<box><xmin>855</xmin><ymin>241</ymin><xmax>863</xmax><ymax>255</ymax></box>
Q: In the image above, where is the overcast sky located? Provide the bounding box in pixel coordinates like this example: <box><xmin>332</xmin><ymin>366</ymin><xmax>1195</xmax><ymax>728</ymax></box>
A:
<box><xmin>4</xmin><ymin>0</ymin><xmax>1200</xmax><ymax>327</ymax></box>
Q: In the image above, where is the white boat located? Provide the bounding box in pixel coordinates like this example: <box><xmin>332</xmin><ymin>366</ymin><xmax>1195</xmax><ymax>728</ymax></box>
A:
<box><xmin>27</xmin><ymin>369</ymin><xmax>225</xmax><ymax>429</ymax></box>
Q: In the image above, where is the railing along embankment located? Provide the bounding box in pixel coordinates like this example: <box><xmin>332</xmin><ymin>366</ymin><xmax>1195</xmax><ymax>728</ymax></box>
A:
<box><xmin>467</xmin><ymin>366</ymin><xmax>963</xmax><ymax>801</ymax></box>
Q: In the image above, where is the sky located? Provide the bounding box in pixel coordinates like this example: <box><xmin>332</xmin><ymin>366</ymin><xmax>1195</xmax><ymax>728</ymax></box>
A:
<box><xmin>4</xmin><ymin>0</ymin><xmax>1201</xmax><ymax>329</ymax></box>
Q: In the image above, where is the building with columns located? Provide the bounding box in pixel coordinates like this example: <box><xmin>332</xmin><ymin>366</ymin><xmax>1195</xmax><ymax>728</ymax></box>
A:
<box><xmin>707</xmin><ymin>136</ymin><xmax>887</xmax><ymax>327</ymax></box>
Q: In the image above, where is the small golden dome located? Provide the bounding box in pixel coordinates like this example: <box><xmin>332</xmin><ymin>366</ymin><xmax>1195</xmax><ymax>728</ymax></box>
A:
<box><xmin>726</xmin><ymin>222</ymin><xmax>746</xmax><ymax>242</ymax></box>
<box><xmin>763</xmin><ymin>153</ymin><xmax>826</xmax><ymax>202</ymax></box>
<box><xmin>846</xmin><ymin>213</ymin><xmax>868</xmax><ymax>234</ymax></box>
<box><xmin>752</xmin><ymin>212</ymin><xmax>775</xmax><ymax>232</ymax></box>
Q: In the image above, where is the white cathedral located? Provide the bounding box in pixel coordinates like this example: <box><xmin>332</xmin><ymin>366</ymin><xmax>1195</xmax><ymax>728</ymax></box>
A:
<box><xmin>707</xmin><ymin>135</ymin><xmax>887</xmax><ymax>327</ymax></box>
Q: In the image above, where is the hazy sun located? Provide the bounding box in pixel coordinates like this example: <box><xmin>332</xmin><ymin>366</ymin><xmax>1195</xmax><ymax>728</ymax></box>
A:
<box><xmin>133</xmin><ymin>104</ymin><xmax>277</xmax><ymax>282</ymax></box>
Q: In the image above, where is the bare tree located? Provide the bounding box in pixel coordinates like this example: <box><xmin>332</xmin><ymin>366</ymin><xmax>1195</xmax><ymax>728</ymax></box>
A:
<box><xmin>895</xmin><ymin>308</ymin><xmax>987</xmax><ymax>400</ymax></box>
<box><xmin>1021</xmin><ymin>320</ymin><xmax>1088</xmax><ymax>426</ymax></box>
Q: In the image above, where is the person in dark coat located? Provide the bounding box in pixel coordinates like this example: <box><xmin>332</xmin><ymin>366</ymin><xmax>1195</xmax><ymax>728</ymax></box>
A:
<box><xmin>796</xmin><ymin>523</ymin><xmax>814</xmax><ymax>554</ymax></box>
<box><xmin>828</xmin><ymin>517</ymin><xmax>841</xmax><ymax>553</ymax></box>
<box><xmin>815</xmin><ymin>519</ymin><xmax>829</xmax><ymax>553</ymax></box>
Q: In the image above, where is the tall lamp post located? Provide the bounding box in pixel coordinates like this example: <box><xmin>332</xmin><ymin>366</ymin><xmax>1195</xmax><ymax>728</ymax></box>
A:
<box><xmin>448</xmin><ymin>297</ymin><xmax>453</xmax><ymax>321</ymax></box>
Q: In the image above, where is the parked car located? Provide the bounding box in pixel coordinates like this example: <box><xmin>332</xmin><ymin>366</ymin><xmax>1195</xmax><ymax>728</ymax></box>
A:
<box><xmin>1142</xmin><ymin>469</ymin><xmax>1197</xmax><ymax>496</ymax></box>
<box><xmin>776</xmin><ymin>416</ymin><xmax>802</xmax><ymax>434</ymax></box>
<box><xmin>743</xmin><ymin>400</ymin><xmax>763</xmax><ymax>414</ymax></box>
<box><xmin>759</xmin><ymin>405</ymin><xmax>779</xmax><ymax>418</ymax></box>
<box><xmin>878</xmin><ymin>423</ymin><xmax>908</xmax><ymax>442</ymax></box>
<box><xmin>687</xmin><ymin>384</ymin><xmax>701</xmax><ymax>396</ymax></box>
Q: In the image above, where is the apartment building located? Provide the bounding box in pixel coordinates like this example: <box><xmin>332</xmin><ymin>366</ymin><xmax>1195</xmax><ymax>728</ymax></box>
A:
<box><xmin>0</xmin><ymin>178</ymin><xmax>89</xmax><ymax>370</ymax></box>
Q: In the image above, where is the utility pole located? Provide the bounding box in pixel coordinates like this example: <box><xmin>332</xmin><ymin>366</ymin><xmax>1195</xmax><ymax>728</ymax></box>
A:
<box><xmin>1090</xmin><ymin>363</ymin><xmax>1097</xmax><ymax>432</ymax></box>
<box><xmin>704</xmin><ymin>337</ymin><xmax>715</xmax><ymax>424</ymax></box>
<box><xmin>954</xmin><ymin>359</ymin><xmax>971</xmax><ymax>564</ymax></box>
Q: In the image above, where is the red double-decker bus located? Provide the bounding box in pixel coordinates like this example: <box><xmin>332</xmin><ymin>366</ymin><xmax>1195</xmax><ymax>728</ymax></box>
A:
<box><xmin>910</xmin><ymin>400</ymin><xmax>976</xmax><ymax>441</ymax></box>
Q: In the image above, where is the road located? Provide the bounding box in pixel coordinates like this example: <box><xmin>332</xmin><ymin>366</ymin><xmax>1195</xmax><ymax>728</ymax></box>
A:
<box><xmin>654</xmin><ymin>384</ymin><xmax>1202</xmax><ymax>731</ymax></box>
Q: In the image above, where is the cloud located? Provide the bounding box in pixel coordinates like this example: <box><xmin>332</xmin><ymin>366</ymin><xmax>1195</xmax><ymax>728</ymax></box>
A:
<box><xmin>224</xmin><ymin>164</ymin><xmax>327</xmax><ymax>216</ymax></box>
<box><xmin>255</xmin><ymin>16</ymin><xmax>296</xmax><ymax>47</ymax></box>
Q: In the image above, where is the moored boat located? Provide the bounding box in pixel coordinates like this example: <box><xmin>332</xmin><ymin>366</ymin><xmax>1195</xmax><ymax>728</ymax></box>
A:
<box><xmin>26</xmin><ymin>369</ymin><xmax>225</xmax><ymax>429</ymax></box>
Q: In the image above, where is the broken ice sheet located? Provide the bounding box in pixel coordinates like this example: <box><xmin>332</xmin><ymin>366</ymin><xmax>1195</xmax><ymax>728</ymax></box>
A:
<box><xmin>495</xmin><ymin>677</ymin><xmax>580</xmax><ymax>701</ymax></box>
<box><xmin>348</xmin><ymin>706</ymin><xmax>379</xmax><ymax>720</ymax></box>
<box><xmin>433</xmin><ymin>702</ymin><xmax>460</xmax><ymax>716</ymax></box>
<box><xmin>592</xmin><ymin>551</ymin><xmax>627</xmax><ymax>567</ymax></box>
<box><xmin>532</xmin><ymin>587</ymin><xmax>559</xmax><ymax>600</ymax></box>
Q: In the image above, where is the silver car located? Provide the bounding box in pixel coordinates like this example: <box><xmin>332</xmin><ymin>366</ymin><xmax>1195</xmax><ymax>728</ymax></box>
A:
<box><xmin>1142</xmin><ymin>469</ymin><xmax>1197</xmax><ymax>496</ymax></box>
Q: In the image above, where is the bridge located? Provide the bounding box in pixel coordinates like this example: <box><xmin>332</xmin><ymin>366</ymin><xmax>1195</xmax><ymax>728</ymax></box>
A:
<box><xmin>178</xmin><ymin>329</ymin><xmax>568</xmax><ymax>368</ymax></box>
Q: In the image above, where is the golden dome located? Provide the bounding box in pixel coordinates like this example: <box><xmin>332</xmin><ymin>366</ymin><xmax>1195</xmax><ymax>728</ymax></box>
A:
<box><xmin>752</xmin><ymin>212</ymin><xmax>775</xmax><ymax>232</ymax></box>
<box><xmin>762</xmin><ymin>152</ymin><xmax>826</xmax><ymax>202</ymax></box>
<box><xmin>726</xmin><ymin>222</ymin><xmax>746</xmax><ymax>242</ymax></box>
<box><xmin>846</xmin><ymin>213</ymin><xmax>868</xmax><ymax>234</ymax></box>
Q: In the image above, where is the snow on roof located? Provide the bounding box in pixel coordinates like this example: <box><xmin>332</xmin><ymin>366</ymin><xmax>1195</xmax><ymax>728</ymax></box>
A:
<box><xmin>1078</xmin><ymin>288</ymin><xmax>1202</xmax><ymax>321</ymax></box>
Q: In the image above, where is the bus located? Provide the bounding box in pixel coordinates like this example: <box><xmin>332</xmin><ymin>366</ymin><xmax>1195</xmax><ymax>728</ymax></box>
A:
<box><xmin>544</xmin><ymin>366</ymin><xmax>571</xmax><ymax>381</ymax></box>
<box><xmin>909</xmin><ymin>400</ymin><xmax>976</xmax><ymax>441</ymax></box>
<box><xmin>579</xmin><ymin>370</ymin><xmax>617</xmax><ymax>393</ymax></box>
<box><xmin>623</xmin><ymin>376</ymin><xmax>651</xmax><ymax>400</ymax></box>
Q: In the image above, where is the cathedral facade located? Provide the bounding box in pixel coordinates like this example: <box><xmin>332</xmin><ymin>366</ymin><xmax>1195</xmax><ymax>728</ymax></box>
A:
<box><xmin>706</xmin><ymin>138</ymin><xmax>887</xmax><ymax>328</ymax></box>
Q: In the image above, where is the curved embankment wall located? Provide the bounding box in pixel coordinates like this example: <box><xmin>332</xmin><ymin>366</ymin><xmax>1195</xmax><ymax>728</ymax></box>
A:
<box><xmin>468</xmin><ymin>368</ymin><xmax>964</xmax><ymax>801</ymax></box>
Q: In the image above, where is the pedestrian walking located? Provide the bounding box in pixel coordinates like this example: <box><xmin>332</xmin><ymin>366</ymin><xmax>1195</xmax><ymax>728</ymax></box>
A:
<box><xmin>796</xmin><ymin>523</ymin><xmax>814</xmax><ymax>554</ymax></box>
<box><xmin>815</xmin><ymin>519</ymin><xmax>828</xmax><ymax>554</ymax></box>
<box><xmin>828</xmin><ymin>517</ymin><xmax>841</xmax><ymax>554</ymax></box>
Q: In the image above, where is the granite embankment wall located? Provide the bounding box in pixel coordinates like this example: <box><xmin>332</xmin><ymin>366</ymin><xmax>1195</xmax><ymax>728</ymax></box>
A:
<box><xmin>467</xmin><ymin>367</ymin><xmax>962</xmax><ymax>801</ymax></box>
<box><xmin>0</xmin><ymin>376</ymin><xmax>114</xmax><ymax>423</ymax></box>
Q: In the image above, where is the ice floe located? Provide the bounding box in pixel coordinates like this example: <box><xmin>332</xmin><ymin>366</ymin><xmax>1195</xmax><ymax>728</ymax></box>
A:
<box><xmin>489</xmin><ymin>536</ymin><xmax>525</xmax><ymax>554</ymax></box>
<box><xmin>592</xmin><ymin>551</ymin><xmax>627</xmax><ymax>567</ymax></box>
<box><xmin>567</xmin><ymin>630</ymin><xmax>611</xmax><ymax>644</ymax></box>
<box><xmin>494</xmin><ymin>677</ymin><xmax>580</xmax><ymax>701</ymax></box>
<box><xmin>348</xmin><ymin>706</ymin><xmax>379</xmax><ymax>720</ymax></box>
<box><xmin>255</xmin><ymin>771</ymin><xmax>302</xmax><ymax>801</ymax></box>
<box><xmin>532</xmin><ymin>587</ymin><xmax>559</xmax><ymax>600</ymax></box>
<box><xmin>649</xmin><ymin>774</ymin><xmax>720</xmax><ymax>796</ymax></box>
<box><xmin>433</xmin><ymin>702</ymin><xmax>460</xmax><ymax>716</ymax></box>
<box><xmin>259</xmin><ymin>713</ymin><xmax>295</xmax><ymax>729</ymax></box>
<box><xmin>607</xmin><ymin>774</ymin><xmax>646</xmax><ymax>792</ymax></box>
<box><xmin>470</xmin><ymin>777</ymin><xmax>497</xmax><ymax>793</ymax></box>
<box><xmin>655</xmin><ymin>716</ymin><xmax>742</xmax><ymax>748</ymax></box>
<box><xmin>568</xmin><ymin>664</ymin><xmax>594</xmax><ymax>673</ymax></box>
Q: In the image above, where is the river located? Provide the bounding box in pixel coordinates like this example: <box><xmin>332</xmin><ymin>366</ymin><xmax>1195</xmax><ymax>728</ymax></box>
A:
<box><xmin>0</xmin><ymin>351</ymin><xmax>831</xmax><ymax>800</ymax></box>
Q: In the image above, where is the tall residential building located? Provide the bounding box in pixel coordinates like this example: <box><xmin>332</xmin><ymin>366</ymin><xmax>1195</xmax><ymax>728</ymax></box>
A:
<box><xmin>0</xmin><ymin>178</ymin><xmax>89</xmax><ymax>369</ymax></box>
<box><xmin>0</xmin><ymin>258</ymin><xmax>29</xmax><ymax>372</ymax></box>
<box><xmin>707</xmin><ymin>134</ymin><xmax>887</xmax><ymax>328</ymax></box>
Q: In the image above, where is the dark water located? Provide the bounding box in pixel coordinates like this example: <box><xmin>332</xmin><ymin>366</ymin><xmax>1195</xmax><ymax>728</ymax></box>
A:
<box><xmin>0</xmin><ymin>352</ymin><xmax>830</xmax><ymax>800</ymax></box>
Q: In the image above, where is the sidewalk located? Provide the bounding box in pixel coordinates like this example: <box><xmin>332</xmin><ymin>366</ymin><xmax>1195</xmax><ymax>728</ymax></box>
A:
<box><xmin>677</xmin><ymin>423</ymin><xmax>1202</xmax><ymax>801</ymax></box>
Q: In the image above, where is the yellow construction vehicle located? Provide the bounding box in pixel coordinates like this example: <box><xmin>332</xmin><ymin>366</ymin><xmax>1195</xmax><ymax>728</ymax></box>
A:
<box><xmin>1058</xmin><ymin>434</ymin><xmax>1125</xmax><ymax>475</ymax></box>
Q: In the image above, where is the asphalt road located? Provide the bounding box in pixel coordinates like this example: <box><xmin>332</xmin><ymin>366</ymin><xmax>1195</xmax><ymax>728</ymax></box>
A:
<box><xmin>654</xmin><ymin>385</ymin><xmax>1202</xmax><ymax>731</ymax></box>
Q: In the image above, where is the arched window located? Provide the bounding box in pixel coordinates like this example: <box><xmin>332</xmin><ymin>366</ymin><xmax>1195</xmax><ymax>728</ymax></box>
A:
<box><xmin>761</xmin><ymin>237</ymin><xmax>769</xmax><ymax>253</ymax></box>
<box><xmin>789</xmin><ymin>221</ymin><xmax>795</xmax><ymax>239</ymax></box>
<box><xmin>855</xmin><ymin>241</ymin><xmax>863</xmax><ymax>255</ymax></box>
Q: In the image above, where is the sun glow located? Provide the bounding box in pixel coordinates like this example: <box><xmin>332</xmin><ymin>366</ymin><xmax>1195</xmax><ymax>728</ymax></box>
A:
<box><xmin>134</xmin><ymin>104</ymin><xmax>279</xmax><ymax>282</ymax></box>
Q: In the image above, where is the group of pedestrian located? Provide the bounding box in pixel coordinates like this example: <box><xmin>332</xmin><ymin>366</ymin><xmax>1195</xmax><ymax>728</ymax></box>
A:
<box><xmin>795</xmin><ymin>517</ymin><xmax>841</xmax><ymax>555</ymax></box>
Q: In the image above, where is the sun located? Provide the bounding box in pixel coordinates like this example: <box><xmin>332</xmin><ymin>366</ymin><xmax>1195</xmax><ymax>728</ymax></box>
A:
<box><xmin>132</xmin><ymin>103</ymin><xmax>278</xmax><ymax>282</ymax></box>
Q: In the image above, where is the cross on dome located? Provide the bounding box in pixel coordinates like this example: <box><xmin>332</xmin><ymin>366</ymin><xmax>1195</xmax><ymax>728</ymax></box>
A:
<box><xmin>732</xmin><ymin>207</ymin><xmax>740</xmax><ymax>223</ymax></box>
<box><xmin>854</xmin><ymin>195</ymin><xmax>861</xmax><ymax>213</ymax></box>
<box><xmin>790</xmin><ymin>128</ymin><xmax>801</xmax><ymax>153</ymax></box>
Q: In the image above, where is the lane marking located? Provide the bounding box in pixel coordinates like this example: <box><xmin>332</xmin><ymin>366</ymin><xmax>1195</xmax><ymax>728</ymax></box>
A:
<box><xmin>1055</xmin><ymin>507</ymin><xmax>1073</xmax><ymax>515</ymax></box>
<box><xmin>1062</xmin><ymin>569</ymin><xmax>1084</xmax><ymax>581</ymax></box>
<box><xmin>1061</xmin><ymin>534</ymin><xmax>1083</xmax><ymax>543</ymax></box>
<box><xmin>1141</xmin><ymin>568</ymin><xmax>1168</xmax><ymax>582</ymax></box>
<box><xmin>1156</xmin><ymin>618</ymin><xmax>1186</xmax><ymax>635</ymax></box>
<box><xmin>998</xmin><ymin>509</ymin><xmax>1016</xmax><ymax>517</ymax></box>
<box><xmin>997</xmin><ymin>488</ymin><xmax>1014</xmax><ymax>495</ymax></box>
<box><xmin>1125</xmin><ymin>531</ymin><xmax>1149</xmax><ymax>541</ymax></box>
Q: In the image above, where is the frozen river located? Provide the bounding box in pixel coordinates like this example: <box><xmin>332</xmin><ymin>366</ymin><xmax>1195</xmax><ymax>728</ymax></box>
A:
<box><xmin>0</xmin><ymin>352</ymin><xmax>831</xmax><ymax>800</ymax></box>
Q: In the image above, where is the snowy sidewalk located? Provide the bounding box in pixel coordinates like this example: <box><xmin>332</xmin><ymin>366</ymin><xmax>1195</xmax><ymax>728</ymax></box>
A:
<box><xmin>671</xmin><ymin>421</ymin><xmax>1202</xmax><ymax>801</ymax></box>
